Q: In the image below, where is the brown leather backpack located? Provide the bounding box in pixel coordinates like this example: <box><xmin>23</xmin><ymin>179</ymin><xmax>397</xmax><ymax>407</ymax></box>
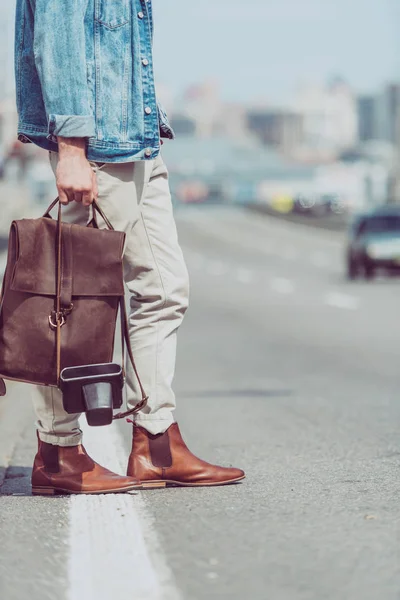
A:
<box><xmin>0</xmin><ymin>198</ymin><xmax>147</xmax><ymax>419</ymax></box>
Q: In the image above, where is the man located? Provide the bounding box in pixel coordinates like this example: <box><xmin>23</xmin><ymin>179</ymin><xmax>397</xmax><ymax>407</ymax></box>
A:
<box><xmin>15</xmin><ymin>0</ymin><xmax>245</xmax><ymax>494</ymax></box>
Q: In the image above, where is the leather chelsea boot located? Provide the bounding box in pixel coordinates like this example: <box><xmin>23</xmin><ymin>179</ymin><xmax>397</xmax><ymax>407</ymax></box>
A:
<box><xmin>32</xmin><ymin>436</ymin><xmax>142</xmax><ymax>495</ymax></box>
<box><xmin>127</xmin><ymin>423</ymin><xmax>245</xmax><ymax>488</ymax></box>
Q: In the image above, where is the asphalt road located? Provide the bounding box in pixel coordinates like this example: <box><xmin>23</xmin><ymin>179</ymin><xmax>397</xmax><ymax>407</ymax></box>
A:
<box><xmin>1</xmin><ymin>205</ymin><xmax>400</xmax><ymax>600</ymax></box>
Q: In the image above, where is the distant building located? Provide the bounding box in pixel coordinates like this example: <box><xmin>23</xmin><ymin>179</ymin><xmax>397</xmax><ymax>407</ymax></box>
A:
<box><xmin>294</xmin><ymin>78</ymin><xmax>358</xmax><ymax>153</ymax></box>
<box><xmin>374</xmin><ymin>83</ymin><xmax>400</xmax><ymax>145</ymax></box>
<box><xmin>181</xmin><ymin>80</ymin><xmax>221</xmax><ymax>137</ymax></box>
<box><xmin>170</xmin><ymin>114</ymin><xmax>196</xmax><ymax>136</ymax></box>
<box><xmin>356</xmin><ymin>83</ymin><xmax>400</xmax><ymax>146</ymax></box>
<box><xmin>214</xmin><ymin>103</ymin><xmax>249</xmax><ymax>141</ymax></box>
<box><xmin>246</xmin><ymin>109</ymin><xmax>303</xmax><ymax>152</ymax></box>
<box><xmin>358</xmin><ymin>95</ymin><xmax>377</xmax><ymax>142</ymax></box>
<box><xmin>172</xmin><ymin>82</ymin><xmax>250</xmax><ymax>141</ymax></box>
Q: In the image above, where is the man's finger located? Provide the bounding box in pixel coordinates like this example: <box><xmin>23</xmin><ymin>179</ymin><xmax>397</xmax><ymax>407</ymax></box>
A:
<box><xmin>73</xmin><ymin>192</ymin><xmax>83</xmax><ymax>204</ymax></box>
<box><xmin>82</xmin><ymin>191</ymin><xmax>93</xmax><ymax>206</ymax></box>
<box><xmin>58</xmin><ymin>188</ymin><xmax>69</xmax><ymax>205</ymax></box>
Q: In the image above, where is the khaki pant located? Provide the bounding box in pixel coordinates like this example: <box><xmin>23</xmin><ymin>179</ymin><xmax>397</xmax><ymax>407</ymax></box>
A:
<box><xmin>32</xmin><ymin>153</ymin><xmax>189</xmax><ymax>445</ymax></box>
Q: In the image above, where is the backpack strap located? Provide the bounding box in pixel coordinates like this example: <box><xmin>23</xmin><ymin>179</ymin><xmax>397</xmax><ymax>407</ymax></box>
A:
<box><xmin>112</xmin><ymin>297</ymin><xmax>148</xmax><ymax>420</ymax></box>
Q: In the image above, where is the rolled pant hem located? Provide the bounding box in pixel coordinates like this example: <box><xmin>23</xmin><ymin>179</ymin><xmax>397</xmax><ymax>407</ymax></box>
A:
<box><xmin>38</xmin><ymin>432</ymin><xmax>83</xmax><ymax>447</ymax></box>
<box><xmin>134</xmin><ymin>415</ymin><xmax>175</xmax><ymax>434</ymax></box>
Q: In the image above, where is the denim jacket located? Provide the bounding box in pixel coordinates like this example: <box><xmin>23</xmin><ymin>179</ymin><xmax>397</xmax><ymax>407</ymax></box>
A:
<box><xmin>15</xmin><ymin>0</ymin><xmax>175</xmax><ymax>163</ymax></box>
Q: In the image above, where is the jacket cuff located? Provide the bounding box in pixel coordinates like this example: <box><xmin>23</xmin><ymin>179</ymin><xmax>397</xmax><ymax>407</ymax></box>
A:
<box><xmin>48</xmin><ymin>114</ymin><xmax>96</xmax><ymax>138</ymax></box>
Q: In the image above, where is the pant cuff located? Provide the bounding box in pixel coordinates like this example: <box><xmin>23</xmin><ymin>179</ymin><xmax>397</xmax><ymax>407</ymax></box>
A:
<box><xmin>134</xmin><ymin>415</ymin><xmax>175</xmax><ymax>435</ymax></box>
<box><xmin>38</xmin><ymin>431</ymin><xmax>83</xmax><ymax>447</ymax></box>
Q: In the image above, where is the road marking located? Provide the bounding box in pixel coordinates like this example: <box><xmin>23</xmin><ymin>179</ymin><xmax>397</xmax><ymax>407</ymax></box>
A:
<box><xmin>324</xmin><ymin>292</ymin><xmax>359</xmax><ymax>310</ymax></box>
<box><xmin>206</xmin><ymin>260</ymin><xmax>228</xmax><ymax>277</ymax></box>
<box><xmin>68</xmin><ymin>422</ymin><xmax>180</xmax><ymax>600</ymax></box>
<box><xmin>236</xmin><ymin>267</ymin><xmax>254</xmax><ymax>284</ymax></box>
<box><xmin>270</xmin><ymin>277</ymin><xmax>295</xmax><ymax>294</ymax></box>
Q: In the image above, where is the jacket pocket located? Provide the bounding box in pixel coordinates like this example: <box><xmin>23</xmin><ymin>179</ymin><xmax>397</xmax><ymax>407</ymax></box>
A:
<box><xmin>95</xmin><ymin>0</ymin><xmax>130</xmax><ymax>29</ymax></box>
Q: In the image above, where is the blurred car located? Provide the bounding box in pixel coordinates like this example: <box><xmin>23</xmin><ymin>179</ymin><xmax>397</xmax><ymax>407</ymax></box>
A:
<box><xmin>346</xmin><ymin>206</ymin><xmax>400</xmax><ymax>280</ymax></box>
<box><xmin>294</xmin><ymin>193</ymin><xmax>346</xmax><ymax>217</ymax></box>
<box><xmin>175</xmin><ymin>180</ymin><xmax>209</xmax><ymax>204</ymax></box>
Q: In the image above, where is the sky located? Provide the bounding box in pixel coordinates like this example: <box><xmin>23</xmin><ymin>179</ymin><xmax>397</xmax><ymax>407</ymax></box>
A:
<box><xmin>152</xmin><ymin>0</ymin><xmax>399</xmax><ymax>103</ymax></box>
<box><xmin>1</xmin><ymin>0</ymin><xmax>399</xmax><ymax>104</ymax></box>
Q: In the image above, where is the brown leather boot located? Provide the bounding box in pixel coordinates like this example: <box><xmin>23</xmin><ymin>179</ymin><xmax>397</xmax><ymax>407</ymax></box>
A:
<box><xmin>127</xmin><ymin>423</ymin><xmax>245</xmax><ymax>488</ymax></box>
<box><xmin>32</xmin><ymin>437</ymin><xmax>142</xmax><ymax>495</ymax></box>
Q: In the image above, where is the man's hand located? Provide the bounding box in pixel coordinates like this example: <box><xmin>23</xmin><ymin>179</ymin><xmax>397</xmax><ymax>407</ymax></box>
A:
<box><xmin>56</xmin><ymin>137</ymin><xmax>98</xmax><ymax>205</ymax></box>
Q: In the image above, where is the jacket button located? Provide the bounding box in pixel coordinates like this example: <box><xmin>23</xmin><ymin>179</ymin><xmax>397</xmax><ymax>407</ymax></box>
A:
<box><xmin>145</xmin><ymin>148</ymin><xmax>152</xmax><ymax>157</ymax></box>
<box><xmin>144</xmin><ymin>107</ymin><xmax>152</xmax><ymax>115</ymax></box>
<box><xmin>138</xmin><ymin>11</ymin><xmax>144</xmax><ymax>18</ymax></box>
<box><xmin>142</xmin><ymin>58</ymin><xmax>149</xmax><ymax>66</ymax></box>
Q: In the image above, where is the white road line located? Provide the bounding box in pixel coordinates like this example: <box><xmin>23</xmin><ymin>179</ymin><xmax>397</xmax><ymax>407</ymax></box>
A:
<box><xmin>270</xmin><ymin>277</ymin><xmax>295</xmax><ymax>294</ymax></box>
<box><xmin>206</xmin><ymin>260</ymin><xmax>228</xmax><ymax>277</ymax></box>
<box><xmin>236</xmin><ymin>267</ymin><xmax>254</xmax><ymax>284</ymax></box>
<box><xmin>68</xmin><ymin>422</ymin><xmax>181</xmax><ymax>600</ymax></box>
<box><xmin>324</xmin><ymin>292</ymin><xmax>359</xmax><ymax>311</ymax></box>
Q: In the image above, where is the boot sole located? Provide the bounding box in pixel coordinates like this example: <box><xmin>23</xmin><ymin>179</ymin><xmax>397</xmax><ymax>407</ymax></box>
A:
<box><xmin>32</xmin><ymin>484</ymin><xmax>142</xmax><ymax>496</ymax></box>
<box><xmin>140</xmin><ymin>475</ymin><xmax>245</xmax><ymax>489</ymax></box>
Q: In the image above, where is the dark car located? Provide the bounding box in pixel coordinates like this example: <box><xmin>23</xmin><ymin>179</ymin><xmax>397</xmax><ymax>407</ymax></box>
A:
<box><xmin>346</xmin><ymin>206</ymin><xmax>400</xmax><ymax>280</ymax></box>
